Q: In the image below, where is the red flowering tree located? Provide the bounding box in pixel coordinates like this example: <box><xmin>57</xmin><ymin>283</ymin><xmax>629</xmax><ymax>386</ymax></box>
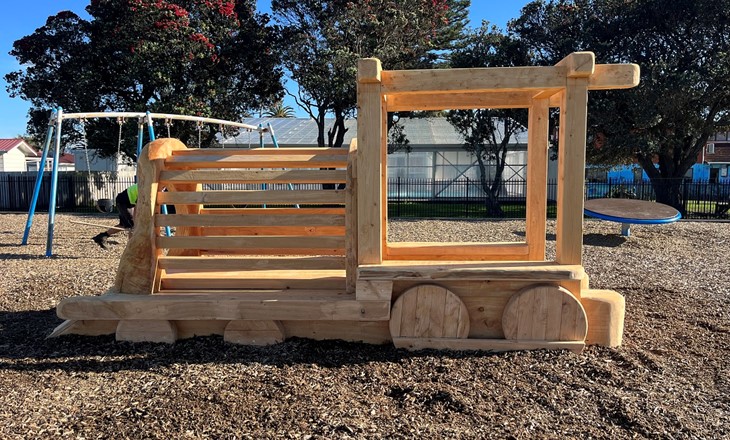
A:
<box><xmin>6</xmin><ymin>0</ymin><xmax>283</xmax><ymax>157</ymax></box>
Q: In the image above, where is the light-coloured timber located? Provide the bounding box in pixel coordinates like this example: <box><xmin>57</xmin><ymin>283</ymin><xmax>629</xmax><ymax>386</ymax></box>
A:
<box><xmin>158</xmin><ymin>189</ymin><xmax>345</xmax><ymax>205</ymax></box>
<box><xmin>165</xmin><ymin>154</ymin><xmax>347</xmax><ymax>169</ymax></box>
<box><xmin>359</xmin><ymin>261</ymin><xmax>585</xmax><ymax>281</ymax></box>
<box><xmin>501</xmin><ymin>285</ymin><xmax>588</xmax><ymax>341</ymax></box>
<box><xmin>389</xmin><ymin>285</ymin><xmax>470</xmax><ymax>339</ymax></box>
<box><xmin>385</xmin><ymin>242</ymin><xmax>530</xmax><ymax>261</ymax></box>
<box><xmin>58</xmin><ymin>293</ymin><xmax>390</xmax><ymax>321</ymax></box>
<box><xmin>224</xmin><ymin>320</ymin><xmax>286</xmax><ymax>345</ymax></box>
<box><xmin>159</xmin><ymin>169</ymin><xmax>347</xmax><ymax>184</ymax></box>
<box><xmin>53</xmin><ymin>52</ymin><xmax>637</xmax><ymax>353</ymax></box>
<box><xmin>116</xmin><ymin>320</ymin><xmax>177</xmax><ymax>343</ymax></box>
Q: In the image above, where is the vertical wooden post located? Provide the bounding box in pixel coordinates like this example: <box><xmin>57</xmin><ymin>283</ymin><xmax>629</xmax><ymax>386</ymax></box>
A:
<box><xmin>345</xmin><ymin>139</ymin><xmax>359</xmax><ymax>293</ymax></box>
<box><xmin>526</xmin><ymin>98</ymin><xmax>550</xmax><ymax>261</ymax></box>
<box><xmin>556</xmin><ymin>78</ymin><xmax>590</xmax><ymax>264</ymax></box>
<box><xmin>357</xmin><ymin>58</ymin><xmax>384</xmax><ymax>265</ymax></box>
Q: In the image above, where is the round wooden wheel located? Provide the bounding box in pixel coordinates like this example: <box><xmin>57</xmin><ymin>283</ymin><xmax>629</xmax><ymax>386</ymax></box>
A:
<box><xmin>502</xmin><ymin>284</ymin><xmax>587</xmax><ymax>341</ymax></box>
<box><xmin>389</xmin><ymin>284</ymin><xmax>470</xmax><ymax>339</ymax></box>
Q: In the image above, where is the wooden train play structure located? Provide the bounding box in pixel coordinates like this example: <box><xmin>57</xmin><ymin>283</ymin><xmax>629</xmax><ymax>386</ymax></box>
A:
<box><xmin>52</xmin><ymin>52</ymin><xmax>639</xmax><ymax>353</ymax></box>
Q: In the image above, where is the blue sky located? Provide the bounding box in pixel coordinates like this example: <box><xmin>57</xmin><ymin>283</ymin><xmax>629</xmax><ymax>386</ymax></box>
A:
<box><xmin>0</xmin><ymin>1</ymin><xmax>531</xmax><ymax>138</ymax></box>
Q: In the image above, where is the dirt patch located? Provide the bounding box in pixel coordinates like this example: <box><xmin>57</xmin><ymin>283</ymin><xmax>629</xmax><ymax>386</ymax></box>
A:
<box><xmin>0</xmin><ymin>213</ymin><xmax>728</xmax><ymax>439</ymax></box>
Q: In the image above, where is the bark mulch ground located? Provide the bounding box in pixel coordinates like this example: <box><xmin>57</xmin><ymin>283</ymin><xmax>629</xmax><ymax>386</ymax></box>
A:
<box><xmin>0</xmin><ymin>213</ymin><xmax>728</xmax><ymax>439</ymax></box>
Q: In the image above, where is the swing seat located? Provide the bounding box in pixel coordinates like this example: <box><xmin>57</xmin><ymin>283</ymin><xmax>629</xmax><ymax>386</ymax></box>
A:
<box><xmin>96</xmin><ymin>198</ymin><xmax>114</xmax><ymax>213</ymax></box>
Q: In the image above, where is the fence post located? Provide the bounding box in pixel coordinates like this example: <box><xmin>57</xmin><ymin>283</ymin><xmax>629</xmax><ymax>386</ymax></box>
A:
<box><xmin>397</xmin><ymin>176</ymin><xmax>401</xmax><ymax>218</ymax></box>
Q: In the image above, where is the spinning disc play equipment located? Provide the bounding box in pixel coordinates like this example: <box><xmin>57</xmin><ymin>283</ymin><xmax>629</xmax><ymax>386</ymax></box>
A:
<box><xmin>584</xmin><ymin>198</ymin><xmax>681</xmax><ymax>236</ymax></box>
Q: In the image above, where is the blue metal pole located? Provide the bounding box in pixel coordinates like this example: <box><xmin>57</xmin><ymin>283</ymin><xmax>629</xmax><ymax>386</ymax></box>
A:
<box><xmin>21</xmin><ymin>109</ymin><xmax>57</xmax><ymax>245</ymax></box>
<box><xmin>146</xmin><ymin>112</ymin><xmax>172</xmax><ymax>235</ymax></box>
<box><xmin>45</xmin><ymin>108</ymin><xmax>64</xmax><ymax>257</ymax></box>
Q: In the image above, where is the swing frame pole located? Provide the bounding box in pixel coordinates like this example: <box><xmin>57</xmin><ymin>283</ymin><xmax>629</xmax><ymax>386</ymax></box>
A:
<box><xmin>45</xmin><ymin>108</ymin><xmax>64</xmax><ymax>257</ymax></box>
<box><xmin>21</xmin><ymin>109</ymin><xmax>58</xmax><ymax>245</ymax></box>
<box><xmin>145</xmin><ymin>112</ymin><xmax>172</xmax><ymax>236</ymax></box>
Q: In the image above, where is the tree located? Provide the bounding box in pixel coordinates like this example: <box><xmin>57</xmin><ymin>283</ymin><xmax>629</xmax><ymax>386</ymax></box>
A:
<box><xmin>6</xmin><ymin>0</ymin><xmax>284</xmax><ymax>159</ymax></box>
<box><xmin>264</xmin><ymin>101</ymin><xmax>296</xmax><ymax>118</ymax></box>
<box><xmin>446</xmin><ymin>24</ymin><xmax>529</xmax><ymax>216</ymax></box>
<box><xmin>271</xmin><ymin>0</ymin><xmax>470</xmax><ymax>149</ymax></box>
<box><xmin>510</xmin><ymin>0</ymin><xmax>730</xmax><ymax>212</ymax></box>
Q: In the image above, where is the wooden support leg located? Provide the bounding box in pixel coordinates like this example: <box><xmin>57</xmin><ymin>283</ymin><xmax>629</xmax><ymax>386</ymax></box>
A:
<box><xmin>581</xmin><ymin>289</ymin><xmax>625</xmax><ymax>347</ymax></box>
<box><xmin>116</xmin><ymin>320</ymin><xmax>178</xmax><ymax>344</ymax></box>
<box><xmin>224</xmin><ymin>320</ymin><xmax>286</xmax><ymax>346</ymax></box>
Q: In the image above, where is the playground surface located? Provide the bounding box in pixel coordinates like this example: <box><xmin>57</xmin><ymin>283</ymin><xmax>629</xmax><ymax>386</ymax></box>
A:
<box><xmin>0</xmin><ymin>213</ymin><xmax>728</xmax><ymax>438</ymax></box>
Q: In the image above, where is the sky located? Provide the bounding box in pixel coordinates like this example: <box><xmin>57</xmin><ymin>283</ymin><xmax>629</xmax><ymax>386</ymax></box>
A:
<box><xmin>0</xmin><ymin>0</ymin><xmax>531</xmax><ymax>139</ymax></box>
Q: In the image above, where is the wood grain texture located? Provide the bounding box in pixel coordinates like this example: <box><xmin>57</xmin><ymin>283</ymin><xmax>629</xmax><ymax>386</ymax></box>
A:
<box><xmin>501</xmin><ymin>284</ymin><xmax>587</xmax><ymax>342</ymax></box>
<box><xmin>359</xmin><ymin>261</ymin><xmax>585</xmax><ymax>281</ymax></box>
<box><xmin>224</xmin><ymin>320</ymin><xmax>286</xmax><ymax>345</ymax></box>
<box><xmin>389</xmin><ymin>285</ymin><xmax>469</xmax><ymax>339</ymax></box>
<box><xmin>526</xmin><ymin>98</ymin><xmax>550</xmax><ymax>260</ymax></box>
<box><xmin>116</xmin><ymin>320</ymin><xmax>177</xmax><ymax>343</ymax></box>
<box><xmin>159</xmin><ymin>169</ymin><xmax>347</xmax><ymax>184</ymax></box>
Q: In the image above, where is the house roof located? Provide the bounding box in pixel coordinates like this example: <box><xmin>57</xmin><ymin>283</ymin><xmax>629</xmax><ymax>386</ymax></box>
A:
<box><xmin>0</xmin><ymin>139</ymin><xmax>37</xmax><ymax>156</ymax></box>
<box><xmin>219</xmin><ymin>117</ymin><xmax>527</xmax><ymax>148</ymax></box>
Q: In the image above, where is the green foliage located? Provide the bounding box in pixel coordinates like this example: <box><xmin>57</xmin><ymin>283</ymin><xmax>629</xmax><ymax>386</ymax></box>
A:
<box><xmin>6</xmin><ymin>0</ymin><xmax>284</xmax><ymax>158</ymax></box>
<box><xmin>264</xmin><ymin>101</ymin><xmax>296</xmax><ymax>118</ymax></box>
<box><xmin>510</xmin><ymin>0</ymin><xmax>730</xmax><ymax>210</ymax></box>
<box><xmin>272</xmin><ymin>0</ymin><xmax>470</xmax><ymax>148</ymax></box>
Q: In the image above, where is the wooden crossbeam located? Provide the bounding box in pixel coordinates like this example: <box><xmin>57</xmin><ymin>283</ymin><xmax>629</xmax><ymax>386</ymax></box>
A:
<box><xmin>155</xmin><ymin>213</ymin><xmax>346</xmax><ymax>227</ymax></box>
<box><xmin>157</xmin><ymin>235</ymin><xmax>345</xmax><ymax>250</ymax></box>
<box><xmin>159</xmin><ymin>169</ymin><xmax>347</xmax><ymax>184</ymax></box>
<box><xmin>164</xmin><ymin>154</ymin><xmax>348</xmax><ymax>169</ymax></box>
<box><xmin>157</xmin><ymin>190</ymin><xmax>346</xmax><ymax>205</ymax></box>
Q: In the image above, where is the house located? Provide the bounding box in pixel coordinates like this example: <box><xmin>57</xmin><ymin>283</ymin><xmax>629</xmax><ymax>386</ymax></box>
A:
<box><xmin>0</xmin><ymin>139</ymin><xmax>38</xmax><ymax>172</ymax></box>
<box><xmin>73</xmin><ymin>148</ymin><xmax>136</xmax><ymax>173</ymax></box>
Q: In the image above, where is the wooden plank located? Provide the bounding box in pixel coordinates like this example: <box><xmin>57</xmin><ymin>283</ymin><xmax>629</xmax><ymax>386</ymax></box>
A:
<box><xmin>200</xmin><ymin>248</ymin><xmax>345</xmax><ymax>256</ymax></box>
<box><xmin>556</xmin><ymin>52</ymin><xmax>595</xmax><ymax>78</ymax></box>
<box><xmin>172</xmin><ymin>147</ymin><xmax>348</xmax><ymax>156</ymax></box>
<box><xmin>157</xmin><ymin>235</ymin><xmax>345</xmax><ymax>250</ymax></box>
<box><xmin>526</xmin><ymin>98</ymin><xmax>550</xmax><ymax>260</ymax></box>
<box><xmin>556</xmin><ymin>78</ymin><xmax>589</xmax><ymax>264</ymax></box>
<box><xmin>355</xmin><ymin>280</ymin><xmax>392</xmax><ymax>301</ymax></box>
<box><xmin>588</xmin><ymin>64</ymin><xmax>640</xmax><ymax>90</ymax></box>
<box><xmin>382</xmin><ymin>65</ymin><xmax>568</xmax><ymax>95</ymax></box>
<box><xmin>165</xmin><ymin>154</ymin><xmax>347</xmax><ymax>169</ymax></box>
<box><xmin>385</xmin><ymin>242</ymin><xmax>529</xmax><ymax>261</ymax></box>
<box><xmin>427</xmin><ymin>286</ymin><xmax>447</xmax><ymax>338</ymax></box>
<box><xmin>200</xmin><ymin>207</ymin><xmax>345</xmax><ymax>216</ymax></box>
<box><xmin>58</xmin><ymin>293</ymin><xmax>391</xmax><ymax>321</ymax></box>
<box><xmin>159</xmin><ymin>169</ymin><xmax>347</xmax><ymax>184</ymax></box>
<box><xmin>158</xmin><ymin>256</ymin><xmax>346</xmax><ymax>271</ymax></box>
<box><xmin>194</xmin><ymin>226</ymin><xmax>346</xmax><ymax>237</ymax></box>
<box><xmin>413</xmin><ymin>287</ymin><xmax>433</xmax><ymax>337</ymax></box>
<box><xmin>397</xmin><ymin>288</ymin><xmax>419</xmax><ymax>337</ymax></box>
<box><xmin>581</xmin><ymin>289</ymin><xmax>625</xmax><ymax>347</ymax></box>
<box><xmin>385</xmin><ymin>91</ymin><xmax>535</xmax><ymax>112</ymax></box>
<box><xmin>501</xmin><ymin>285</ymin><xmax>587</xmax><ymax>342</ymax></box>
<box><xmin>392</xmin><ymin>337</ymin><xmax>585</xmax><ymax>354</ymax></box>
<box><xmin>156</xmin><ymin>213</ymin><xmax>346</xmax><ymax>228</ymax></box>
<box><xmin>359</xmin><ymin>262</ymin><xmax>585</xmax><ymax>281</ymax></box>
<box><xmin>357</xmin><ymin>66</ymin><xmax>384</xmax><ymax>265</ymax></box>
<box><xmin>160</xmin><ymin>273</ymin><xmax>345</xmax><ymax>291</ymax></box>
<box><xmin>157</xmin><ymin>190</ymin><xmax>346</xmax><ymax>205</ymax></box>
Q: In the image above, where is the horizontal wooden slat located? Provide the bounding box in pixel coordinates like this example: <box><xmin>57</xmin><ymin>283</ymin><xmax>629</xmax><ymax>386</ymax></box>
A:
<box><xmin>200</xmin><ymin>248</ymin><xmax>345</xmax><ymax>256</ymax></box>
<box><xmin>159</xmin><ymin>169</ymin><xmax>347</xmax><ymax>184</ymax></box>
<box><xmin>385</xmin><ymin>242</ymin><xmax>530</xmax><ymax>261</ymax></box>
<box><xmin>386</xmin><ymin>91</ymin><xmax>535</xmax><ymax>111</ymax></box>
<box><xmin>157</xmin><ymin>256</ymin><xmax>346</xmax><ymax>271</ymax></box>
<box><xmin>156</xmin><ymin>213</ymin><xmax>345</xmax><ymax>227</ymax></box>
<box><xmin>57</xmin><ymin>293</ymin><xmax>390</xmax><ymax>321</ymax></box>
<box><xmin>199</xmin><ymin>208</ymin><xmax>345</xmax><ymax>216</ymax></box>
<box><xmin>157</xmin><ymin>235</ymin><xmax>345</xmax><ymax>250</ymax></box>
<box><xmin>172</xmin><ymin>148</ymin><xmax>348</xmax><ymax>156</ymax></box>
<box><xmin>157</xmin><ymin>190</ymin><xmax>346</xmax><ymax>205</ymax></box>
<box><xmin>196</xmin><ymin>226</ymin><xmax>346</xmax><ymax>236</ymax></box>
<box><xmin>160</xmin><ymin>270</ymin><xmax>345</xmax><ymax>291</ymax></box>
<box><xmin>358</xmin><ymin>261</ymin><xmax>585</xmax><ymax>281</ymax></box>
<box><xmin>165</xmin><ymin>154</ymin><xmax>347</xmax><ymax>169</ymax></box>
<box><xmin>381</xmin><ymin>64</ymin><xmax>639</xmax><ymax>96</ymax></box>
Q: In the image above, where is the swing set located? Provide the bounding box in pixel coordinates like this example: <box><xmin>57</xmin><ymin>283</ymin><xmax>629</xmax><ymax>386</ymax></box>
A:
<box><xmin>21</xmin><ymin>108</ymin><xmax>282</xmax><ymax>257</ymax></box>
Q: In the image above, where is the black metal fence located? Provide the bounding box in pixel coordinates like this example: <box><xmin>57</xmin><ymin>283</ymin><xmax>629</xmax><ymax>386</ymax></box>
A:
<box><xmin>2</xmin><ymin>172</ymin><xmax>728</xmax><ymax>219</ymax></box>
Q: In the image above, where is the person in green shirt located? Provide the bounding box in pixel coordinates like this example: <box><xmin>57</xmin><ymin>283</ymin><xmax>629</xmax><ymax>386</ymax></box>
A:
<box><xmin>92</xmin><ymin>184</ymin><xmax>137</xmax><ymax>249</ymax></box>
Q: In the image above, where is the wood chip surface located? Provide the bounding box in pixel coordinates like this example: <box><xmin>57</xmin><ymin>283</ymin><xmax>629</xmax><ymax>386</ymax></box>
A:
<box><xmin>0</xmin><ymin>213</ymin><xmax>728</xmax><ymax>439</ymax></box>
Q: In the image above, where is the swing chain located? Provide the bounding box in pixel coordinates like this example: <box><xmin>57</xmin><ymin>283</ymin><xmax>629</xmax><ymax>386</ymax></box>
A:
<box><xmin>196</xmin><ymin>120</ymin><xmax>203</xmax><ymax>148</ymax></box>
<box><xmin>116</xmin><ymin>117</ymin><xmax>124</xmax><ymax>160</ymax></box>
<box><xmin>165</xmin><ymin>118</ymin><xmax>172</xmax><ymax>138</ymax></box>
